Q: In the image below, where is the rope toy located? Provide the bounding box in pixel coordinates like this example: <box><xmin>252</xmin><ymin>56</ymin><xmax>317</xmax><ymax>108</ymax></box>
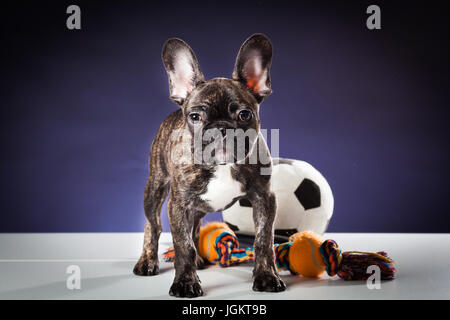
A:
<box><xmin>163</xmin><ymin>222</ymin><xmax>396</xmax><ymax>280</ymax></box>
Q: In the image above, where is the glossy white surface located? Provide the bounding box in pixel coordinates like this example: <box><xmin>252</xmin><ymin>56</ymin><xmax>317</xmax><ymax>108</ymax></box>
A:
<box><xmin>0</xmin><ymin>232</ymin><xmax>449</xmax><ymax>299</ymax></box>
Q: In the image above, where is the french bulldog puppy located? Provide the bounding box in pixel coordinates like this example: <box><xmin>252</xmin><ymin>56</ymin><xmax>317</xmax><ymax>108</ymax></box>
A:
<box><xmin>133</xmin><ymin>34</ymin><xmax>286</xmax><ymax>297</ymax></box>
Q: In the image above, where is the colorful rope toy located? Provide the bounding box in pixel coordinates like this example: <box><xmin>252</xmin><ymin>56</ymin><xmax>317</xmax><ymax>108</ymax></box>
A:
<box><xmin>163</xmin><ymin>222</ymin><xmax>396</xmax><ymax>280</ymax></box>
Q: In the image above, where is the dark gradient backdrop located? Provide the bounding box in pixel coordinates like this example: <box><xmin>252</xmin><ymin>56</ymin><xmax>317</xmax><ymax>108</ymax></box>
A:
<box><xmin>1</xmin><ymin>1</ymin><xmax>449</xmax><ymax>233</ymax></box>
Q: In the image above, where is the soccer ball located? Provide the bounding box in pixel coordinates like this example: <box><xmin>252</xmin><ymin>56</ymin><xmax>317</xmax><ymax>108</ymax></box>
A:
<box><xmin>222</xmin><ymin>158</ymin><xmax>334</xmax><ymax>241</ymax></box>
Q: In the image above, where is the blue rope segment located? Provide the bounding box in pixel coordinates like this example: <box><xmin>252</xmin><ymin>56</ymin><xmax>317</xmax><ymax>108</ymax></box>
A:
<box><xmin>274</xmin><ymin>242</ymin><xmax>293</xmax><ymax>272</ymax></box>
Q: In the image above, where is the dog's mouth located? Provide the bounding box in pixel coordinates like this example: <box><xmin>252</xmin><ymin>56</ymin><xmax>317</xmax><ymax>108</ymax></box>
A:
<box><xmin>213</xmin><ymin>148</ymin><xmax>228</xmax><ymax>165</ymax></box>
<box><xmin>193</xmin><ymin>124</ymin><xmax>256</xmax><ymax>165</ymax></box>
<box><xmin>212</xmin><ymin>144</ymin><xmax>235</xmax><ymax>165</ymax></box>
<box><xmin>204</xmin><ymin>137</ymin><xmax>233</xmax><ymax>165</ymax></box>
<box><xmin>203</xmin><ymin>136</ymin><xmax>251</xmax><ymax>165</ymax></box>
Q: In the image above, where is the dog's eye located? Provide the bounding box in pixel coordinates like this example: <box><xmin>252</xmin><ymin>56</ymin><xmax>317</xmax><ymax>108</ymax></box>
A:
<box><xmin>189</xmin><ymin>113</ymin><xmax>202</xmax><ymax>123</ymax></box>
<box><xmin>238</xmin><ymin>110</ymin><xmax>252</xmax><ymax>121</ymax></box>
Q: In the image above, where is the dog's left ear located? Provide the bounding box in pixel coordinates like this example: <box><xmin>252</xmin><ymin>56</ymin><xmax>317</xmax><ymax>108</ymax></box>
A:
<box><xmin>232</xmin><ymin>34</ymin><xmax>273</xmax><ymax>103</ymax></box>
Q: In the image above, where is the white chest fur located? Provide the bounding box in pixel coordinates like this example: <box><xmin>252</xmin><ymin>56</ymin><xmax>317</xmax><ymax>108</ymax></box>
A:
<box><xmin>200</xmin><ymin>164</ymin><xmax>244</xmax><ymax>211</ymax></box>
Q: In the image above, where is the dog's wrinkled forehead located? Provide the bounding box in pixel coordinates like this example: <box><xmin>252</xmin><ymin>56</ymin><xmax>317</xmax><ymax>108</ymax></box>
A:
<box><xmin>187</xmin><ymin>78</ymin><xmax>259</xmax><ymax>112</ymax></box>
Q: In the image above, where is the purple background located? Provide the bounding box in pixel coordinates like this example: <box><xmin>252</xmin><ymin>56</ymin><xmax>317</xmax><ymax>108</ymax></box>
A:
<box><xmin>1</xmin><ymin>1</ymin><xmax>449</xmax><ymax>233</ymax></box>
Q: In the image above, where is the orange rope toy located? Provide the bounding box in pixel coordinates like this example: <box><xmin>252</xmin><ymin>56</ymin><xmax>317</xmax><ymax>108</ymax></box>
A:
<box><xmin>163</xmin><ymin>222</ymin><xmax>396</xmax><ymax>280</ymax></box>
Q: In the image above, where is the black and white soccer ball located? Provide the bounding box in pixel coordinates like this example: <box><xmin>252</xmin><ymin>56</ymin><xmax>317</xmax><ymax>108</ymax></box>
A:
<box><xmin>222</xmin><ymin>158</ymin><xmax>334</xmax><ymax>241</ymax></box>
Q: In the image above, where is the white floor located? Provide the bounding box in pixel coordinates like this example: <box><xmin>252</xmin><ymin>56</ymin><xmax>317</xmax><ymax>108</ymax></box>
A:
<box><xmin>0</xmin><ymin>232</ymin><xmax>449</xmax><ymax>299</ymax></box>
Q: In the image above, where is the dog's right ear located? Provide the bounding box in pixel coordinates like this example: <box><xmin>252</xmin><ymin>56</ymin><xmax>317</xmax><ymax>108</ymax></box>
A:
<box><xmin>162</xmin><ymin>38</ymin><xmax>205</xmax><ymax>106</ymax></box>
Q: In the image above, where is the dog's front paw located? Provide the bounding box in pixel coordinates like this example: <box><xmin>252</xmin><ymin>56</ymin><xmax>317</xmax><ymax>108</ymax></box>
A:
<box><xmin>253</xmin><ymin>272</ymin><xmax>286</xmax><ymax>292</ymax></box>
<box><xmin>133</xmin><ymin>255</ymin><xmax>159</xmax><ymax>276</ymax></box>
<box><xmin>169</xmin><ymin>279</ymin><xmax>204</xmax><ymax>298</ymax></box>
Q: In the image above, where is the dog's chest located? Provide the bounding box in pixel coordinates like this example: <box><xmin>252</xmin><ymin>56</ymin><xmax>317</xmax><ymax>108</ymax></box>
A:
<box><xmin>200</xmin><ymin>164</ymin><xmax>244</xmax><ymax>211</ymax></box>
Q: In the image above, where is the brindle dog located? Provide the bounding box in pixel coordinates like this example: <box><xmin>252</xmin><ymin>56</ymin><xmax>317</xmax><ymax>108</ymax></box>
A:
<box><xmin>133</xmin><ymin>34</ymin><xmax>286</xmax><ymax>297</ymax></box>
